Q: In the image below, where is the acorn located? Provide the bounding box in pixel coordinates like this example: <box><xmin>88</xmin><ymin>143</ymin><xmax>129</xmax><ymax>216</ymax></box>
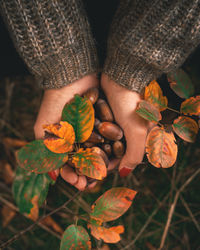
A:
<box><xmin>86</xmin><ymin>131</ymin><xmax>104</xmax><ymax>143</ymax></box>
<box><xmin>101</xmin><ymin>144</ymin><xmax>112</xmax><ymax>157</ymax></box>
<box><xmin>94</xmin><ymin>118</ymin><xmax>101</xmax><ymax>130</ymax></box>
<box><xmin>98</xmin><ymin>122</ymin><xmax>123</xmax><ymax>141</ymax></box>
<box><xmin>113</xmin><ymin>141</ymin><xmax>125</xmax><ymax>158</ymax></box>
<box><xmin>83</xmin><ymin>142</ymin><xmax>95</xmax><ymax>148</ymax></box>
<box><xmin>95</xmin><ymin>99</ymin><xmax>114</xmax><ymax>122</ymax></box>
<box><xmin>84</xmin><ymin>87</ymin><xmax>99</xmax><ymax>104</ymax></box>
<box><xmin>92</xmin><ymin>147</ymin><xmax>109</xmax><ymax>167</ymax></box>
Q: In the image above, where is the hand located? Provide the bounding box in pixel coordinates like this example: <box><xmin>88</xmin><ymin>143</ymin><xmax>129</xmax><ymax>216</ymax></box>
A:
<box><xmin>34</xmin><ymin>74</ymin><xmax>99</xmax><ymax>190</ymax></box>
<box><xmin>101</xmin><ymin>74</ymin><xmax>152</xmax><ymax>176</ymax></box>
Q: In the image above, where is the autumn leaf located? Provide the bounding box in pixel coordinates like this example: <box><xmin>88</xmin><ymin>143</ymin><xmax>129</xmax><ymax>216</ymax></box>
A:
<box><xmin>167</xmin><ymin>69</ymin><xmax>194</xmax><ymax>98</ymax></box>
<box><xmin>40</xmin><ymin>216</ymin><xmax>64</xmax><ymax>235</ymax></box>
<box><xmin>88</xmin><ymin>224</ymin><xmax>124</xmax><ymax>243</ymax></box>
<box><xmin>62</xmin><ymin>95</ymin><xmax>95</xmax><ymax>143</ymax></box>
<box><xmin>12</xmin><ymin>167</ymin><xmax>53</xmax><ymax>220</ymax></box>
<box><xmin>43</xmin><ymin>121</ymin><xmax>75</xmax><ymax>153</ymax></box>
<box><xmin>17</xmin><ymin>140</ymin><xmax>68</xmax><ymax>173</ymax></box>
<box><xmin>72</xmin><ymin>148</ymin><xmax>107</xmax><ymax>180</ymax></box>
<box><xmin>180</xmin><ymin>96</ymin><xmax>200</xmax><ymax>116</ymax></box>
<box><xmin>144</xmin><ymin>80</ymin><xmax>168</xmax><ymax>111</ymax></box>
<box><xmin>1</xmin><ymin>205</ymin><xmax>16</xmax><ymax>227</ymax></box>
<box><xmin>60</xmin><ymin>225</ymin><xmax>91</xmax><ymax>250</ymax></box>
<box><xmin>146</xmin><ymin>126</ymin><xmax>177</xmax><ymax>168</ymax></box>
<box><xmin>136</xmin><ymin>100</ymin><xmax>162</xmax><ymax>123</ymax></box>
<box><xmin>90</xmin><ymin>187</ymin><xmax>137</xmax><ymax>223</ymax></box>
<box><xmin>172</xmin><ymin>116</ymin><xmax>198</xmax><ymax>143</ymax></box>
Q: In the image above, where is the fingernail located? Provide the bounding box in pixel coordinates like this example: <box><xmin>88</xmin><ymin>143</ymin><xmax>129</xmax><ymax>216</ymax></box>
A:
<box><xmin>119</xmin><ymin>167</ymin><xmax>132</xmax><ymax>177</ymax></box>
<box><xmin>119</xmin><ymin>164</ymin><xmax>138</xmax><ymax>177</ymax></box>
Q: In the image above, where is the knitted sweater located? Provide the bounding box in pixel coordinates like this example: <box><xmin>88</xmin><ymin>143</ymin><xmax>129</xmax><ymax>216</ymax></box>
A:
<box><xmin>0</xmin><ymin>0</ymin><xmax>200</xmax><ymax>93</ymax></box>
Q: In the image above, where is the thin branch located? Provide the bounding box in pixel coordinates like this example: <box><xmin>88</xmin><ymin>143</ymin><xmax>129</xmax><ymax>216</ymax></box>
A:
<box><xmin>166</xmin><ymin>107</ymin><xmax>181</xmax><ymax>114</ymax></box>
<box><xmin>0</xmin><ymin>190</ymin><xmax>81</xmax><ymax>249</ymax></box>
<box><xmin>179</xmin><ymin>194</ymin><xmax>200</xmax><ymax>232</ymax></box>
<box><xmin>159</xmin><ymin>168</ymin><xmax>200</xmax><ymax>250</ymax></box>
<box><xmin>121</xmin><ymin>193</ymin><xmax>170</xmax><ymax>250</ymax></box>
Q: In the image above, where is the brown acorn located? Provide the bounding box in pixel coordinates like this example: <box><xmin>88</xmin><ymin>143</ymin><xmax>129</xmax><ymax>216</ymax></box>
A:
<box><xmin>98</xmin><ymin>122</ymin><xmax>123</xmax><ymax>141</ymax></box>
<box><xmin>96</xmin><ymin>99</ymin><xmax>114</xmax><ymax>122</ymax></box>
<box><xmin>92</xmin><ymin>147</ymin><xmax>109</xmax><ymax>167</ymax></box>
<box><xmin>86</xmin><ymin>131</ymin><xmax>104</xmax><ymax>143</ymax></box>
<box><xmin>83</xmin><ymin>142</ymin><xmax>95</xmax><ymax>148</ymax></box>
<box><xmin>94</xmin><ymin>118</ymin><xmax>101</xmax><ymax>130</ymax></box>
<box><xmin>84</xmin><ymin>87</ymin><xmax>99</xmax><ymax>104</ymax></box>
<box><xmin>102</xmin><ymin>144</ymin><xmax>112</xmax><ymax>157</ymax></box>
<box><xmin>113</xmin><ymin>141</ymin><xmax>125</xmax><ymax>158</ymax></box>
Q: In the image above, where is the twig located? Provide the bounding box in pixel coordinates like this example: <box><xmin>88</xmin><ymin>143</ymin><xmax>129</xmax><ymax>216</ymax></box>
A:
<box><xmin>159</xmin><ymin>168</ymin><xmax>200</xmax><ymax>250</ymax></box>
<box><xmin>0</xmin><ymin>195</ymin><xmax>62</xmax><ymax>240</ymax></box>
<box><xmin>179</xmin><ymin>194</ymin><xmax>200</xmax><ymax>232</ymax></box>
<box><xmin>0</xmin><ymin>190</ymin><xmax>81</xmax><ymax>249</ymax></box>
<box><xmin>121</xmin><ymin>193</ymin><xmax>170</xmax><ymax>250</ymax></box>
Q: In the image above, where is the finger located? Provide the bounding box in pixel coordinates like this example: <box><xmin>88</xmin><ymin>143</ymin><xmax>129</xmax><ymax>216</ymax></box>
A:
<box><xmin>88</xmin><ymin>181</ymin><xmax>97</xmax><ymax>189</ymax></box>
<box><xmin>107</xmin><ymin>158</ymin><xmax>121</xmax><ymax>171</ymax></box>
<box><xmin>60</xmin><ymin>165</ymin><xmax>78</xmax><ymax>185</ymax></box>
<box><xmin>74</xmin><ymin>175</ymin><xmax>87</xmax><ymax>191</ymax></box>
<box><xmin>119</xmin><ymin>125</ymin><xmax>148</xmax><ymax>177</ymax></box>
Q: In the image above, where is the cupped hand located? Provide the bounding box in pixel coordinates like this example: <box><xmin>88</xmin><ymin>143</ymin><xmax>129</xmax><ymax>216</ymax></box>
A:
<box><xmin>101</xmin><ymin>74</ymin><xmax>152</xmax><ymax>176</ymax></box>
<box><xmin>34</xmin><ymin>74</ymin><xmax>99</xmax><ymax>190</ymax></box>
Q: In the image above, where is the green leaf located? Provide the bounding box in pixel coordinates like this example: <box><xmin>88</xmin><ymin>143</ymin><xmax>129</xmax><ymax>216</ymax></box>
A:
<box><xmin>16</xmin><ymin>140</ymin><xmax>68</xmax><ymax>174</ymax></box>
<box><xmin>136</xmin><ymin>100</ymin><xmax>162</xmax><ymax>122</ymax></box>
<box><xmin>60</xmin><ymin>225</ymin><xmax>91</xmax><ymax>250</ymax></box>
<box><xmin>172</xmin><ymin>116</ymin><xmax>198</xmax><ymax>143</ymax></box>
<box><xmin>72</xmin><ymin>148</ymin><xmax>107</xmax><ymax>180</ymax></box>
<box><xmin>167</xmin><ymin>69</ymin><xmax>195</xmax><ymax>98</ymax></box>
<box><xmin>62</xmin><ymin>95</ymin><xmax>94</xmax><ymax>143</ymax></box>
<box><xmin>90</xmin><ymin>188</ymin><xmax>137</xmax><ymax>224</ymax></box>
<box><xmin>12</xmin><ymin>167</ymin><xmax>53</xmax><ymax>217</ymax></box>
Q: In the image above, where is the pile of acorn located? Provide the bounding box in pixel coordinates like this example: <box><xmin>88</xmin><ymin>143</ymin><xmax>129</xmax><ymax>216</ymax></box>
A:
<box><xmin>81</xmin><ymin>87</ymin><xmax>126</xmax><ymax>172</ymax></box>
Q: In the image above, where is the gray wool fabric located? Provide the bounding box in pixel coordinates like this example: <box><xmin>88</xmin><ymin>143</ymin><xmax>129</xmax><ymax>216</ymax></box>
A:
<box><xmin>1</xmin><ymin>0</ymin><xmax>200</xmax><ymax>93</ymax></box>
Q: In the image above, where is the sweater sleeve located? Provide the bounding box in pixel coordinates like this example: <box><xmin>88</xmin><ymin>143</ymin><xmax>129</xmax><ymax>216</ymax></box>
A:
<box><xmin>103</xmin><ymin>0</ymin><xmax>200</xmax><ymax>93</ymax></box>
<box><xmin>0</xmin><ymin>0</ymin><xmax>98</xmax><ymax>89</ymax></box>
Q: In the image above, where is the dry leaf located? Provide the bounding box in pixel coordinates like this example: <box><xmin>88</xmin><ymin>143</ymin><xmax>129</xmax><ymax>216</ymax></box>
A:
<box><xmin>1</xmin><ymin>205</ymin><xmax>16</xmax><ymax>227</ymax></box>
<box><xmin>41</xmin><ymin>216</ymin><xmax>64</xmax><ymax>234</ymax></box>
<box><xmin>3</xmin><ymin>137</ymin><xmax>27</xmax><ymax>148</ymax></box>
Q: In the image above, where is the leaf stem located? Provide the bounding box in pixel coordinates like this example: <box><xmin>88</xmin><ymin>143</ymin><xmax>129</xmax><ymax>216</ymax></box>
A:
<box><xmin>166</xmin><ymin>107</ymin><xmax>181</xmax><ymax>114</ymax></box>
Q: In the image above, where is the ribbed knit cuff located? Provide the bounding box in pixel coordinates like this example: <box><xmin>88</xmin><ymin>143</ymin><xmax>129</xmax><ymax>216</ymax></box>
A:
<box><xmin>103</xmin><ymin>50</ymin><xmax>162</xmax><ymax>93</ymax></box>
<box><xmin>35</xmin><ymin>42</ymin><xmax>99</xmax><ymax>89</ymax></box>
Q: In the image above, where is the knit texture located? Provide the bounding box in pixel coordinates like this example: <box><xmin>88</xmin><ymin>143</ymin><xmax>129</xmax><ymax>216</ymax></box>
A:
<box><xmin>103</xmin><ymin>0</ymin><xmax>200</xmax><ymax>92</ymax></box>
<box><xmin>1</xmin><ymin>0</ymin><xmax>200</xmax><ymax>92</ymax></box>
<box><xmin>0</xmin><ymin>0</ymin><xmax>99</xmax><ymax>89</ymax></box>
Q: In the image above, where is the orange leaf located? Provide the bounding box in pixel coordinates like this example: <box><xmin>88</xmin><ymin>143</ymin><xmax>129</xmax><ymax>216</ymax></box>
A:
<box><xmin>3</xmin><ymin>137</ymin><xmax>28</xmax><ymax>148</ymax></box>
<box><xmin>72</xmin><ymin>148</ymin><xmax>107</xmax><ymax>180</ymax></box>
<box><xmin>88</xmin><ymin>224</ymin><xmax>124</xmax><ymax>243</ymax></box>
<box><xmin>28</xmin><ymin>195</ymin><xmax>39</xmax><ymax>221</ymax></box>
<box><xmin>136</xmin><ymin>100</ymin><xmax>162</xmax><ymax>123</ymax></box>
<box><xmin>43</xmin><ymin>121</ymin><xmax>75</xmax><ymax>153</ymax></box>
<box><xmin>146</xmin><ymin>126</ymin><xmax>177</xmax><ymax>168</ymax></box>
<box><xmin>180</xmin><ymin>96</ymin><xmax>200</xmax><ymax>116</ymax></box>
<box><xmin>1</xmin><ymin>205</ymin><xmax>16</xmax><ymax>227</ymax></box>
<box><xmin>172</xmin><ymin>116</ymin><xmax>198</xmax><ymax>143</ymax></box>
<box><xmin>144</xmin><ymin>80</ymin><xmax>168</xmax><ymax>111</ymax></box>
<box><xmin>41</xmin><ymin>216</ymin><xmax>64</xmax><ymax>235</ymax></box>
